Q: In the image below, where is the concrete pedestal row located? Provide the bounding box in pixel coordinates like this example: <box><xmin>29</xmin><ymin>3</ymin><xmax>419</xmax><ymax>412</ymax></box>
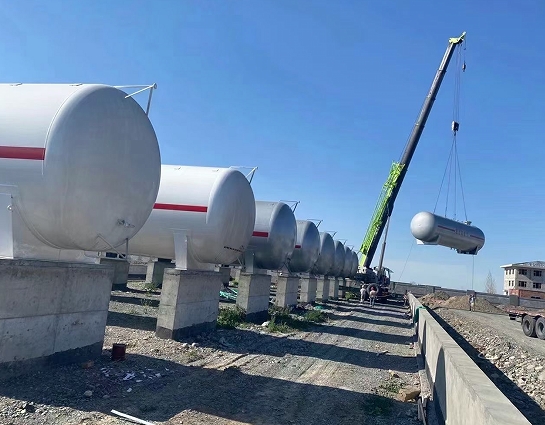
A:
<box><xmin>1</xmin><ymin>257</ymin><xmax>346</xmax><ymax>380</ymax></box>
<box><xmin>0</xmin><ymin>259</ymin><xmax>113</xmax><ymax>380</ymax></box>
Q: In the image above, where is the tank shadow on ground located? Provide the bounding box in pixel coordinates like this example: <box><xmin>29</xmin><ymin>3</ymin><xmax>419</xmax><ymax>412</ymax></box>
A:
<box><xmin>105</xmin><ymin>310</ymin><xmax>417</xmax><ymax>372</ymax></box>
<box><xmin>337</xmin><ymin>302</ymin><xmax>407</xmax><ymax>314</ymax></box>
<box><xmin>110</xmin><ymin>295</ymin><xmax>160</xmax><ymax>308</ymax></box>
<box><xmin>428</xmin><ymin>309</ymin><xmax>545</xmax><ymax>425</ymax></box>
<box><xmin>334</xmin><ymin>306</ymin><xmax>406</xmax><ymax>320</ymax></box>
<box><xmin>310</xmin><ymin>322</ymin><xmax>413</xmax><ymax>346</ymax></box>
<box><xmin>0</xmin><ymin>353</ymin><xmax>417</xmax><ymax>425</ymax></box>
<box><xmin>204</xmin><ymin>326</ymin><xmax>418</xmax><ymax>373</ymax></box>
<box><xmin>107</xmin><ymin>311</ymin><xmax>157</xmax><ymax>332</ymax></box>
<box><xmin>328</xmin><ymin>313</ymin><xmax>412</xmax><ymax>330</ymax></box>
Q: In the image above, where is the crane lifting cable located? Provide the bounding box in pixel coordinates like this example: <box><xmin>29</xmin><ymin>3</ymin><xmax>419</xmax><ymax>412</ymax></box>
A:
<box><xmin>411</xmin><ymin>36</ymin><xmax>486</xmax><ymax>256</ymax></box>
<box><xmin>358</xmin><ymin>32</ymin><xmax>467</xmax><ymax>274</ymax></box>
<box><xmin>434</xmin><ymin>45</ymin><xmax>467</xmax><ymax>222</ymax></box>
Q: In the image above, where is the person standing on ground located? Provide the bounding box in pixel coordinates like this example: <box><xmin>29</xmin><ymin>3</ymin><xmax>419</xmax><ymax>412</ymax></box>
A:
<box><xmin>369</xmin><ymin>288</ymin><xmax>377</xmax><ymax>307</ymax></box>
<box><xmin>360</xmin><ymin>284</ymin><xmax>365</xmax><ymax>303</ymax></box>
<box><xmin>469</xmin><ymin>294</ymin><xmax>475</xmax><ymax>311</ymax></box>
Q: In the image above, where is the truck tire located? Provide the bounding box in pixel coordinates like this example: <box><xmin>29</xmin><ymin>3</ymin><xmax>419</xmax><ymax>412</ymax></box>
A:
<box><xmin>535</xmin><ymin>317</ymin><xmax>545</xmax><ymax>340</ymax></box>
<box><xmin>522</xmin><ymin>315</ymin><xmax>537</xmax><ymax>338</ymax></box>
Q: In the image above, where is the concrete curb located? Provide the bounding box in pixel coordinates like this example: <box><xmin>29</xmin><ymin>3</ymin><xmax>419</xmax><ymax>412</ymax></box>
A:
<box><xmin>408</xmin><ymin>294</ymin><xmax>531</xmax><ymax>425</ymax></box>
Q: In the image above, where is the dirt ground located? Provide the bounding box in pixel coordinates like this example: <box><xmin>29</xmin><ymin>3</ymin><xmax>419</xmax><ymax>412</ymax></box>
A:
<box><xmin>0</xmin><ymin>282</ymin><xmax>425</xmax><ymax>425</ymax></box>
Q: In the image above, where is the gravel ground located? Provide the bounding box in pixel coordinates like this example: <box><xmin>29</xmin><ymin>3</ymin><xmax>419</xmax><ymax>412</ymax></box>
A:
<box><xmin>0</xmin><ymin>282</ymin><xmax>427</xmax><ymax>425</ymax></box>
<box><xmin>432</xmin><ymin>307</ymin><xmax>545</xmax><ymax>425</ymax></box>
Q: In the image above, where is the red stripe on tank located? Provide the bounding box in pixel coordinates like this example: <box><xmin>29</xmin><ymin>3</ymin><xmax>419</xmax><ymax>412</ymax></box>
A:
<box><xmin>295</xmin><ymin>244</ymin><xmax>302</xmax><ymax>249</ymax></box>
<box><xmin>437</xmin><ymin>225</ymin><xmax>456</xmax><ymax>232</ymax></box>
<box><xmin>153</xmin><ymin>203</ymin><xmax>208</xmax><ymax>213</ymax></box>
<box><xmin>252</xmin><ymin>231</ymin><xmax>269</xmax><ymax>238</ymax></box>
<box><xmin>0</xmin><ymin>146</ymin><xmax>45</xmax><ymax>160</ymax></box>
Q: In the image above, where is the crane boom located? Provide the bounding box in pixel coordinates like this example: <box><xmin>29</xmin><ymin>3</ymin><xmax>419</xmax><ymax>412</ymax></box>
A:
<box><xmin>359</xmin><ymin>32</ymin><xmax>466</xmax><ymax>270</ymax></box>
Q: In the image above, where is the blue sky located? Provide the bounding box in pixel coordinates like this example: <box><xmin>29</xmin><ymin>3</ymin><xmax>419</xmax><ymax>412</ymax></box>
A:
<box><xmin>2</xmin><ymin>0</ymin><xmax>544</xmax><ymax>292</ymax></box>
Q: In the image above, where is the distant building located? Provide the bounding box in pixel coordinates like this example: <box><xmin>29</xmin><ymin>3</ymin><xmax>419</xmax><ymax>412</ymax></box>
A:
<box><xmin>501</xmin><ymin>261</ymin><xmax>545</xmax><ymax>299</ymax></box>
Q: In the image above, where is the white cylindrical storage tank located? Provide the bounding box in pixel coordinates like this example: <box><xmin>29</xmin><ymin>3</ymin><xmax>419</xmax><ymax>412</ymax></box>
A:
<box><xmin>341</xmin><ymin>246</ymin><xmax>353</xmax><ymax>278</ymax></box>
<box><xmin>0</xmin><ymin>83</ymin><xmax>161</xmax><ymax>253</ymax></box>
<box><xmin>246</xmin><ymin>201</ymin><xmax>297</xmax><ymax>270</ymax></box>
<box><xmin>311</xmin><ymin>232</ymin><xmax>335</xmax><ymax>276</ymax></box>
<box><xmin>288</xmin><ymin>220</ymin><xmax>320</xmax><ymax>273</ymax></box>
<box><xmin>126</xmin><ymin>165</ymin><xmax>256</xmax><ymax>266</ymax></box>
<box><xmin>351</xmin><ymin>252</ymin><xmax>359</xmax><ymax>278</ymax></box>
<box><xmin>330</xmin><ymin>240</ymin><xmax>346</xmax><ymax>277</ymax></box>
<box><xmin>410</xmin><ymin>211</ymin><xmax>485</xmax><ymax>255</ymax></box>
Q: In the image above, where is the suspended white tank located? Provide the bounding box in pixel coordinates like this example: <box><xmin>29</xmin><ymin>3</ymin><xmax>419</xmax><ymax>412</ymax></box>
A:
<box><xmin>245</xmin><ymin>201</ymin><xmax>297</xmax><ymax>271</ymax></box>
<box><xmin>124</xmin><ymin>165</ymin><xmax>256</xmax><ymax>269</ymax></box>
<box><xmin>341</xmin><ymin>246</ymin><xmax>353</xmax><ymax>278</ymax></box>
<box><xmin>410</xmin><ymin>211</ymin><xmax>485</xmax><ymax>255</ymax></box>
<box><xmin>330</xmin><ymin>240</ymin><xmax>346</xmax><ymax>277</ymax></box>
<box><xmin>311</xmin><ymin>232</ymin><xmax>335</xmax><ymax>276</ymax></box>
<box><xmin>288</xmin><ymin>220</ymin><xmax>320</xmax><ymax>273</ymax></box>
<box><xmin>0</xmin><ymin>83</ymin><xmax>161</xmax><ymax>259</ymax></box>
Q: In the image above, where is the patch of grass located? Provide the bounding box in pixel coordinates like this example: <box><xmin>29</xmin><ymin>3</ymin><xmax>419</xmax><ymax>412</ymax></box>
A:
<box><xmin>363</xmin><ymin>394</ymin><xmax>393</xmax><ymax>417</ymax></box>
<box><xmin>379</xmin><ymin>379</ymin><xmax>403</xmax><ymax>394</ymax></box>
<box><xmin>267</xmin><ymin>306</ymin><xmax>328</xmax><ymax>332</ymax></box>
<box><xmin>267</xmin><ymin>306</ymin><xmax>308</xmax><ymax>333</ymax></box>
<box><xmin>345</xmin><ymin>291</ymin><xmax>356</xmax><ymax>301</ymax></box>
<box><xmin>186</xmin><ymin>350</ymin><xmax>205</xmax><ymax>363</ymax></box>
<box><xmin>217</xmin><ymin>306</ymin><xmax>246</xmax><ymax>329</ymax></box>
<box><xmin>304</xmin><ymin>309</ymin><xmax>328</xmax><ymax>323</ymax></box>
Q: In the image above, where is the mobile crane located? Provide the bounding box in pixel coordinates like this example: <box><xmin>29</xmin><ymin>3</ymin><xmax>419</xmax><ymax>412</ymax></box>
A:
<box><xmin>357</xmin><ymin>32</ymin><xmax>467</xmax><ymax>300</ymax></box>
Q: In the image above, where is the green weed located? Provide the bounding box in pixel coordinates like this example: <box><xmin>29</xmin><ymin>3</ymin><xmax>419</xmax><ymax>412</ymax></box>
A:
<box><xmin>217</xmin><ymin>306</ymin><xmax>246</xmax><ymax>329</ymax></box>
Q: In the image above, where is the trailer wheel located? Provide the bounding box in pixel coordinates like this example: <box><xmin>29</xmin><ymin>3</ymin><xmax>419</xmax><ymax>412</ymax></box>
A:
<box><xmin>535</xmin><ymin>317</ymin><xmax>545</xmax><ymax>340</ymax></box>
<box><xmin>522</xmin><ymin>315</ymin><xmax>537</xmax><ymax>338</ymax></box>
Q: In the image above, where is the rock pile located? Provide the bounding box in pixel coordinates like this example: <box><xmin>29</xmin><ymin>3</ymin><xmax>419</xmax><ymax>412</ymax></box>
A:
<box><xmin>436</xmin><ymin>309</ymin><xmax>545</xmax><ymax>411</ymax></box>
<box><xmin>419</xmin><ymin>293</ymin><xmax>502</xmax><ymax>314</ymax></box>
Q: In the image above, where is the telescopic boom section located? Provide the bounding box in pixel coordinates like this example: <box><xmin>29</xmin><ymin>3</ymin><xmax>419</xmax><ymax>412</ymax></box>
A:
<box><xmin>359</xmin><ymin>32</ymin><xmax>466</xmax><ymax>270</ymax></box>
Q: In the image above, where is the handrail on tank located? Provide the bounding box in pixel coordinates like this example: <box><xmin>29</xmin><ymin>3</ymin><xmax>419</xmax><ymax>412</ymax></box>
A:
<box><xmin>324</xmin><ymin>230</ymin><xmax>337</xmax><ymax>237</ymax></box>
<box><xmin>280</xmin><ymin>200</ymin><xmax>300</xmax><ymax>213</ymax></box>
<box><xmin>306</xmin><ymin>219</ymin><xmax>323</xmax><ymax>228</ymax></box>
<box><xmin>114</xmin><ymin>83</ymin><xmax>157</xmax><ymax>116</ymax></box>
<box><xmin>229</xmin><ymin>166</ymin><xmax>259</xmax><ymax>184</ymax></box>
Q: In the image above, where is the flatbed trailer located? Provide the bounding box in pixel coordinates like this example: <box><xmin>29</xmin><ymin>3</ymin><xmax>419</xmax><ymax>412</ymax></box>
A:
<box><xmin>507</xmin><ymin>307</ymin><xmax>545</xmax><ymax>340</ymax></box>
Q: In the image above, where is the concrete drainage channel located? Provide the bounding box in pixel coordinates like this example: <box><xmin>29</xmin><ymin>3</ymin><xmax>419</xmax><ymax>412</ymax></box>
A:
<box><xmin>408</xmin><ymin>294</ymin><xmax>532</xmax><ymax>425</ymax></box>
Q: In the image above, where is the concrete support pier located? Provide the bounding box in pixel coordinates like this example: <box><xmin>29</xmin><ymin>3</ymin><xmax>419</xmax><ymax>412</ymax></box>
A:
<box><xmin>146</xmin><ymin>259</ymin><xmax>174</xmax><ymax>288</ymax></box>
<box><xmin>156</xmin><ymin>269</ymin><xmax>222</xmax><ymax>340</ymax></box>
<box><xmin>100</xmin><ymin>257</ymin><xmax>129</xmax><ymax>291</ymax></box>
<box><xmin>299</xmin><ymin>277</ymin><xmax>317</xmax><ymax>303</ymax></box>
<box><xmin>316</xmin><ymin>277</ymin><xmax>330</xmax><ymax>302</ymax></box>
<box><xmin>0</xmin><ymin>259</ymin><xmax>113</xmax><ymax>380</ymax></box>
<box><xmin>329</xmin><ymin>278</ymin><xmax>339</xmax><ymax>300</ymax></box>
<box><xmin>219</xmin><ymin>266</ymin><xmax>231</xmax><ymax>289</ymax></box>
<box><xmin>338</xmin><ymin>278</ymin><xmax>346</xmax><ymax>299</ymax></box>
<box><xmin>230</xmin><ymin>267</ymin><xmax>242</xmax><ymax>283</ymax></box>
<box><xmin>236</xmin><ymin>273</ymin><xmax>271</xmax><ymax>322</ymax></box>
<box><xmin>276</xmin><ymin>276</ymin><xmax>299</xmax><ymax>308</ymax></box>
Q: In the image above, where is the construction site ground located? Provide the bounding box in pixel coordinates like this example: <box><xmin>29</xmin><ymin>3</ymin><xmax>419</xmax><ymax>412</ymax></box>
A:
<box><xmin>419</xmin><ymin>292</ymin><xmax>545</xmax><ymax>425</ymax></box>
<box><xmin>0</xmin><ymin>282</ymin><xmax>427</xmax><ymax>425</ymax></box>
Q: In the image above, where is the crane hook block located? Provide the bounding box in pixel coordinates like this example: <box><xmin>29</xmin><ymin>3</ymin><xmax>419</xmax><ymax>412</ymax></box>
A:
<box><xmin>451</xmin><ymin>121</ymin><xmax>459</xmax><ymax>133</ymax></box>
